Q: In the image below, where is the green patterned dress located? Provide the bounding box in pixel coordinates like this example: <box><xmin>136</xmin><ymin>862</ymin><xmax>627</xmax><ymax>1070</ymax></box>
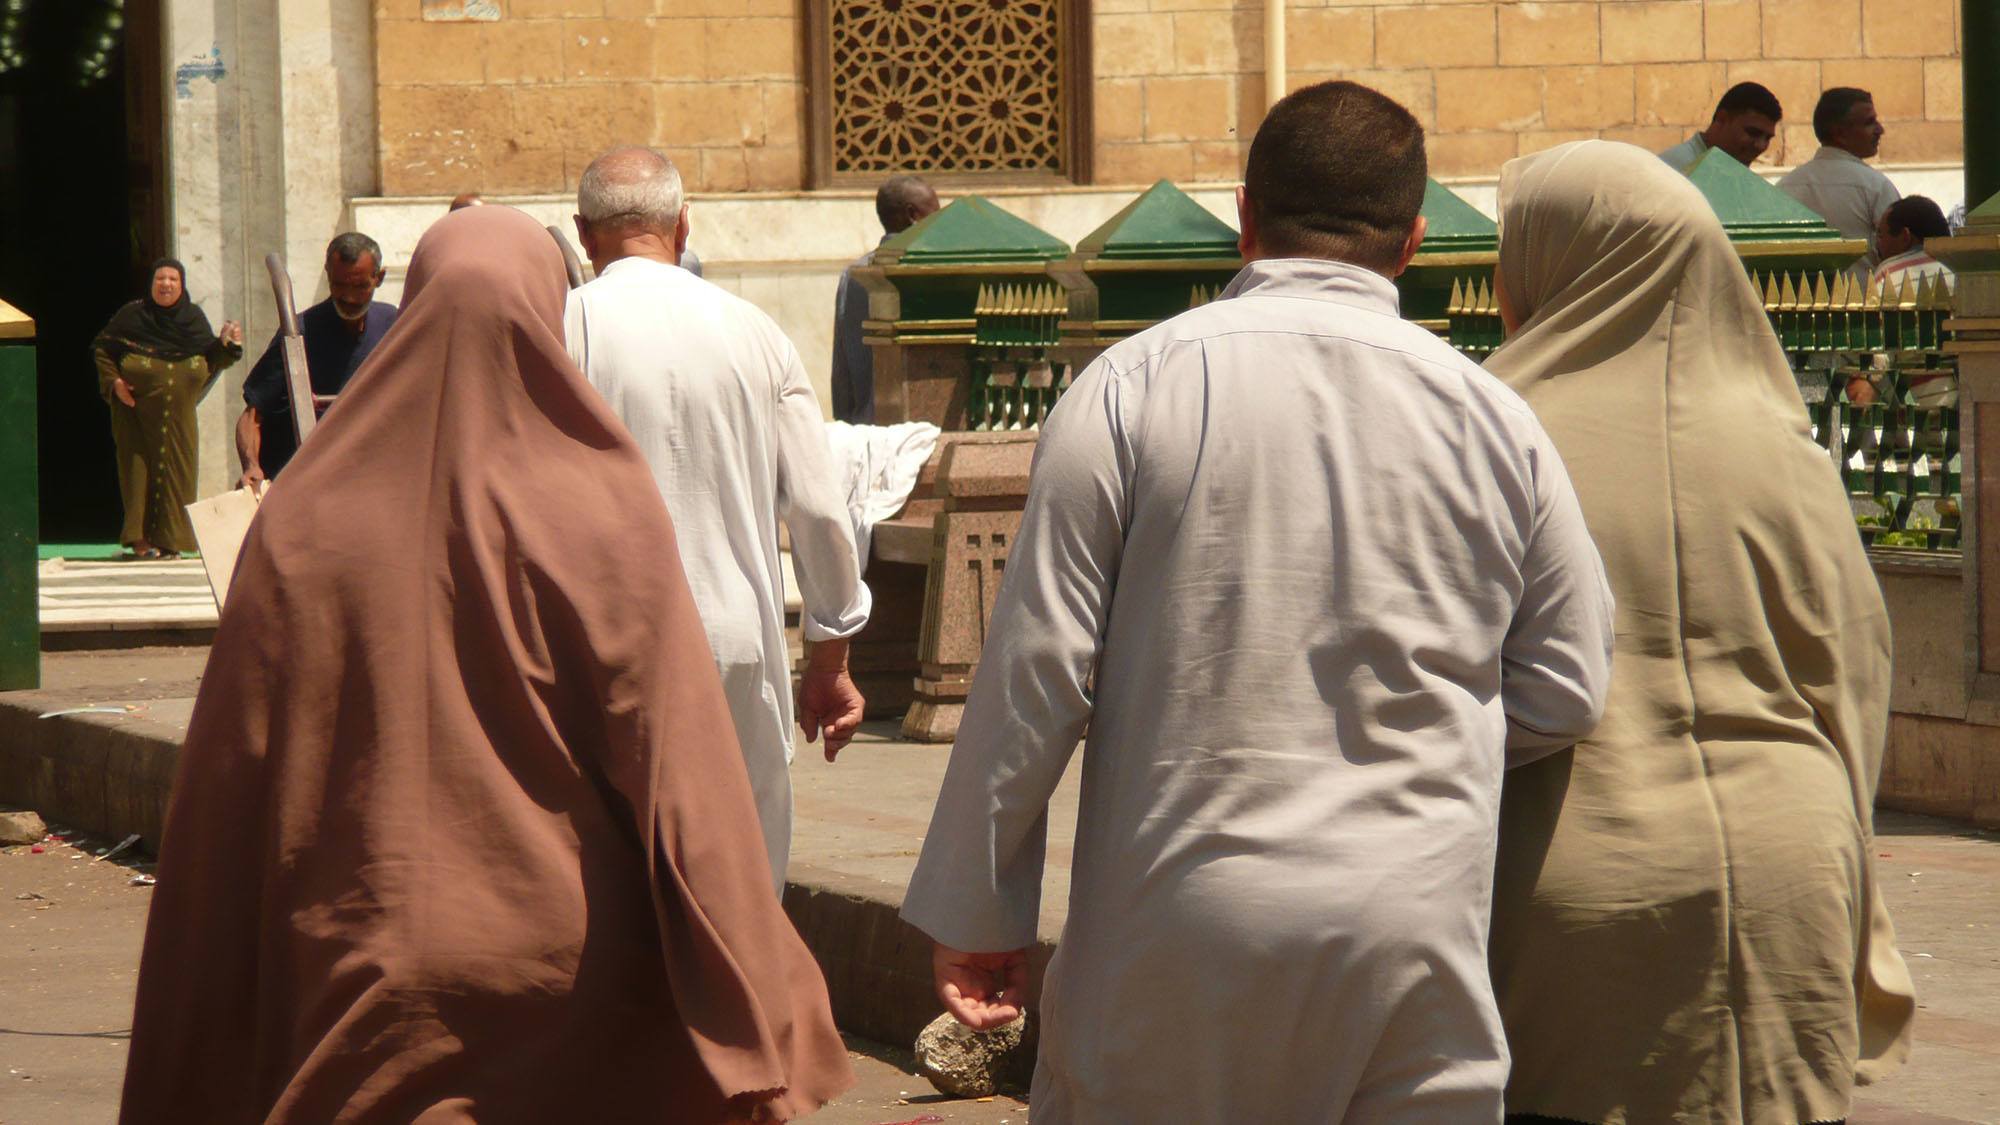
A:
<box><xmin>94</xmin><ymin>341</ymin><xmax>241</xmax><ymax>553</ymax></box>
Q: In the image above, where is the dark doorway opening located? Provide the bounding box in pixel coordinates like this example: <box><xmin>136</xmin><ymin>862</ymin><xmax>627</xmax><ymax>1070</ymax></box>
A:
<box><xmin>0</xmin><ymin>0</ymin><xmax>166</xmax><ymax>544</ymax></box>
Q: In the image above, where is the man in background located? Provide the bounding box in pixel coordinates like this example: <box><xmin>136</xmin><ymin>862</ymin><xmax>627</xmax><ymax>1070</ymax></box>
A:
<box><xmin>565</xmin><ymin>145</ymin><xmax>871</xmax><ymax>890</ymax></box>
<box><xmin>1659</xmin><ymin>82</ymin><xmax>1783</xmax><ymax>172</ymax></box>
<box><xmin>1780</xmin><ymin>87</ymin><xmax>1899</xmax><ymax>270</ymax></box>
<box><xmin>236</xmin><ymin>232</ymin><xmax>397</xmax><ymax>484</ymax></box>
<box><xmin>830</xmin><ymin>175</ymin><xmax>940</xmax><ymax>423</ymax></box>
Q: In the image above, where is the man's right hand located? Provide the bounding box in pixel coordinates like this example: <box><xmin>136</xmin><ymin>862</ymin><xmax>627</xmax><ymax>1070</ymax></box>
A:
<box><xmin>112</xmin><ymin>378</ymin><xmax>136</xmax><ymax>408</ymax></box>
<box><xmin>933</xmin><ymin>943</ymin><xmax>1030</xmax><ymax>1030</ymax></box>
<box><xmin>237</xmin><ymin>463</ymin><xmax>266</xmax><ymax>491</ymax></box>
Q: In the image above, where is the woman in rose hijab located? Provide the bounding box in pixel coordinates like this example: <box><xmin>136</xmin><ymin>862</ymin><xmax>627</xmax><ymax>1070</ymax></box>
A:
<box><xmin>1484</xmin><ymin>140</ymin><xmax>1914</xmax><ymax>1125</ymax></box>
<box><xmin>119</xmin><ymin>206</ymin><xmax>852</xmax><ymax>1123</ymax></box>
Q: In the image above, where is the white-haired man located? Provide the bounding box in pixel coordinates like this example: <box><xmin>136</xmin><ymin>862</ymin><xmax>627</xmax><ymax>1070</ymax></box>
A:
<box><xmin>566</xmin><ymin>145</ymin><xmax>871</xmax><ymax>890</ymax></box>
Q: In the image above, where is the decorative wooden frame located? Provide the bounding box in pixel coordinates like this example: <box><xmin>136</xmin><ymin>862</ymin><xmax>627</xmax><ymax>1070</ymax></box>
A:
<box><xmin>804</xmin><ymin>0</ymin><xmax>1093</xmax><ymax>189</ymax></box>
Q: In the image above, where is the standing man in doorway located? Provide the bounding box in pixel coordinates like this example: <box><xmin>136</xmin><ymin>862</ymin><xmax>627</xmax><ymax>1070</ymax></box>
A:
<box><xmin>830</xmin><ymin>175</ymin><xmax>940</xmax><ymax>423</ymax></box>
<box><xmin>236</xmin><ymin>232</ymin><xmax>397</xmax><ymax>484</ymax></box>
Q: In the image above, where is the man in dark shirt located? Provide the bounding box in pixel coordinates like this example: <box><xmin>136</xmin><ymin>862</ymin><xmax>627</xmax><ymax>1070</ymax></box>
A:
<box><xmin>237</xmin><ymin>232</ymin><xmax>398</xmax><ymax>484</ymax></box>
<box><xmin>830</xmin><ymin>175</ymin><xmax>938</xmax><ymax>423</ymax></box>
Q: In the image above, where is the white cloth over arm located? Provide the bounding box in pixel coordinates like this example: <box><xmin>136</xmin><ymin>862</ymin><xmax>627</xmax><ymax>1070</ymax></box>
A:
<box><xmin>901</xmin><ymin>258</ymin><xmax>1612</xmax><ymax>1124</ymax></box>
<box><xmin>564</xmin><ymin>257</ymin><xmax>870</xmax><ymax>889</ymax></box>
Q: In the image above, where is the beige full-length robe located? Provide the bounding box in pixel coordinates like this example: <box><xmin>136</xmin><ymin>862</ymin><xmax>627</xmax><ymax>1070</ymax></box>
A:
<box><xmin>902</xmin><ymin>258</ymin><xmax>1617</xmax><ymax>1123</ymax></box>
<box><xmin>1484</xmin><ymin>140</ymin><xmax>1916</xmax><ymax>1125</ymax></box>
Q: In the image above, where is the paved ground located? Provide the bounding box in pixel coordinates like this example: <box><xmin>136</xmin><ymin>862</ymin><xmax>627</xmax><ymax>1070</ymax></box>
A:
<box><xmin>2</xmin><ymin>649</ymin><xmax>1998</xmax><ymax>1122</ymax></box>
<box><xmin>0</xmin><ymin>832</ymin><xmax>1030</xmax><ymax>1125</ymax></box>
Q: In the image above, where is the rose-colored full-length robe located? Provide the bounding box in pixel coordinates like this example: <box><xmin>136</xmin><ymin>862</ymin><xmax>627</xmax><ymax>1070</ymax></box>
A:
<box><xmin>119</xmin><ymin>206</ymin><xmax>852</xmax><ymax>1123</ymax></box>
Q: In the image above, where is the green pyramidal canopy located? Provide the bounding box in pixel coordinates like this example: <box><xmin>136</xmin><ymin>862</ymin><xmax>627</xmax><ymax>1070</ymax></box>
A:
<box><xmin>1416</xmin><ymin>179</ymin><xmax>1498</xmax><ymax>255</ymax></box>
<box><xmin>1077</xmin><ymin>180</ymin><xmax>1240</xmax><ymax>261</ymax></box>
<box><xmin>1685</xmin><ymin>148</ymin><xmax>1843</xmax><ymax>242</ymax></box>
<box><xmin>1961</xmin><ymin>188</ymin><xmax>2000</xmax><ymax>233</ymax></box>
<box><xmin>877</xmin><ymin>196</ymin><xmax>1069</xmax><ymax>266</ymax></box>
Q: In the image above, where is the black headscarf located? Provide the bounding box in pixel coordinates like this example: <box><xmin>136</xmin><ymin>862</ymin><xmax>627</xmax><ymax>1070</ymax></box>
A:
<box><xmin>93</xmin><ymin>258</ymin><xmax>221</xmax><ymax>362</ymax></box>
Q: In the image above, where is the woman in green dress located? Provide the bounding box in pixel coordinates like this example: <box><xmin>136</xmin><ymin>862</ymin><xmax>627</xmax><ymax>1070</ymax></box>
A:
<box><xmin>92</xmin><ymin>259</ymin><xmax>243</xmax><ymax>558</ymax></box>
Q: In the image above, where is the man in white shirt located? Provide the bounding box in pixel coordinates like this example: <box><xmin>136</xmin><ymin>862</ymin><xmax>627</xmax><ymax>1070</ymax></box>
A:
<box><xmin>1779</xmin><ymin>87</ymin><xmax>1899</xmax><ymax>271</ymax></box>
<box><xmin>565</xmin><ymin>146</ymin><xmax>871</xmax><ymax>890</ymax></box>
<box><xmin>1658</xmin><ymin>82</ymin><xmax>1783</xmax><ymax>173</ymax></box>
<box><xmin>1872</xmin><ymin>195</ymin><xmax>1954</xmax><ymax>288</ymax></box>
<box><xmin>900</xmin><ymin>81</ymin><xmax>1615</xmax><ymax>1123</ymax></box>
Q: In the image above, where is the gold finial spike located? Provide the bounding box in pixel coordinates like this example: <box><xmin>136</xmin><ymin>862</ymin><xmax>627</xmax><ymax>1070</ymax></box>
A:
<box><xmin>975</xmin><ymin>284</ymin><xmax>989</xmax><ymax>316</ymax></box>
<box><xmin>1780</xmin><ymin>273</ymin><xmax>1798</xmax><ymax>310</ymax></box>
<box><xmin>1830</xmin><ymin>272</ymin><xmax>1849</xmax><ymax>309</ymax></box>
<box><xmin>1475</xmin><ymin>277</ymin><xmax>1493</xmax><ymax>315</ymax></box>
<box><xmin>1898</xmin><ymin>275</ymin><xmax>1918</xmax><ymax>309</ymax></box>
<box><xmin>1918</xmin><ymin>273</ymin><xmax>1940</xmax><ymax>311</ymax></box>
<box><xmin>1811</xmin><ymin>273</ymin><xmax>1831</xmax><ymax>310</ymax></box>
<box><xmin>1448</xmin><ymin>277</ymin><xmax>1465</xmax><ymax>315</ymax></box>
<box><xmin>1762</xmin><ymin>272</ymin><xmax>1779</xmax><ymax>307</ymax></box>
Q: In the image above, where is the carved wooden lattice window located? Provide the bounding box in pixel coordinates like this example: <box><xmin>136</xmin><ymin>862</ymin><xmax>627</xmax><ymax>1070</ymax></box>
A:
<box><xmin>806</xmin><ymin>0</ymin><xmax>1092</xmax><ymax>186</ymax></box>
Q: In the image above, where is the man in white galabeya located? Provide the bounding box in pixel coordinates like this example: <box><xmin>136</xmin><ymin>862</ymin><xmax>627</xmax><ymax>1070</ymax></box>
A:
<box><xmin>1778</xmin><ymin>87</ymin><xmax>1900</xmax><ymax>272</ymax></box>
<box><xmin>565</xmin><ymin>145</ymin><xmax>871</xmax><ymax>891</ymax></box>
<box><xmin>900</xmin><ymin>81</ymin><xmax>1616</xmax><ymax>1122</ymax></box>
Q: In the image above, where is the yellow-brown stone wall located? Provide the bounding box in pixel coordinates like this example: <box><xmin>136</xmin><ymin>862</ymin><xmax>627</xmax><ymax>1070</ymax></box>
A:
<box><xmin>1099</xmin><ymin>0</ymin><xmax>1963</xmax><ymax>181</ymax></box>
<box><xmin>372</xmin><ymin>0</ymin><xmax>1963</xmax><ymax>197</ymax></box>
<box><xmin>374</xmin><ymin>0</ymin><xmax>805</xmax><ymax>195</ymax></box>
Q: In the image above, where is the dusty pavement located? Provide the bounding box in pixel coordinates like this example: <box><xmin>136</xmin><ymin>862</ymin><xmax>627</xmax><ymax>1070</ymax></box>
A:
<box><xmin>2</xmin><ymin>647</ymin><xmax>1998</xmax><ymax>1123</ymax></box>
<box><xmin>0</xmin><ymin>832</ymin><xmax>1031</xmax><ymax>1125</ymax></box>
<box><xmin>4</xmin><ymin>817</ymin><xmax>1996</xmax><ymax>1124</ymax></box>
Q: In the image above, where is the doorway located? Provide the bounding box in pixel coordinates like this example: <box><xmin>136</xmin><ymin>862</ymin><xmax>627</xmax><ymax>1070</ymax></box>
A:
<box><xmin>0</xmin><ymin>0</ymin><xmax>166</xmax><ymax>544</ymax></box>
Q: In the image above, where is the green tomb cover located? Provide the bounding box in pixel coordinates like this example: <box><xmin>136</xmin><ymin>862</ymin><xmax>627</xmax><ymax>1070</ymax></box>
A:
<box><xmin>1686</xmin><ymin>148</ymin><xmax>1844</xmax><ymax>242</ymax></box>
<box><xmin>1077</xmin><ymin>180</ymin><xmax>1240</xmax><ymax>261</ymax></box>
<box><xmin>879</xmin><ymin>196</ymin><xmax>1069</xmax><ymax>265</ymax></box>
<box><xmin>1416</xmin><ymin>179</ymin><xmax>1498</xmax><ymax>254</ymax></box>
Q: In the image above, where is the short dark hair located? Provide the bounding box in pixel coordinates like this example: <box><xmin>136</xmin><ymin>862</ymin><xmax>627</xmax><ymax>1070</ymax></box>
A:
<box><xmin>1243</xmin><ymin>80</ymin><xmax>1427</xmax><ymax>272</ymax></box>
<box><xmin>1813</xmin><ymin>87</ymin><xmax>1874</xmax><ymax>143</ymax></box>
<box><xmin>875</xmin><ymin>175</ymin><xmax>934</xmax><ymax>232</ymax></box>
<box><xmin>1714</xmin><ymin>81</ymin><xmax>1782</xmax><ymax>122</ymax></box>
<box><xmin>326</xmin><ymin>232</ymin><xmax>383</xmax><ymax>272</ymax></box>
<box><xmin>1883</xmin><ymin>195</ymin><xmax>1950</xmax><ymax>241</ymax></box>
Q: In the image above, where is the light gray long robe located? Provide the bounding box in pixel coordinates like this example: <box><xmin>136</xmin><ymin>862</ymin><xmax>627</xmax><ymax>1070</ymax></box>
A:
<box><xmin>900</xmin><ymin>258</ymin><xmax>1616</xmax><ymax>1123</ymax></box>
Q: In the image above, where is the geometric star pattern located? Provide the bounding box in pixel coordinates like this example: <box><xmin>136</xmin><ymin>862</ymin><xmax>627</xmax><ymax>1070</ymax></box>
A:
<box><xmin>831</xmin><ymin>0</ymin><xmax>1063</xmax><ymax>175</ymax></box>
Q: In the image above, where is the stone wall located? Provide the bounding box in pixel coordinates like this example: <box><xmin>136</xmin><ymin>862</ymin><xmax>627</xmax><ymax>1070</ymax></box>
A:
<box><xmin>373</xmin><ymin>0</ymin><xmax>805</xmax><ymax>194</ymax></box>
<box><xmin>1100</xmin><ymin>0</ymin><xmax>1963</xmax><ymax>180</ymax></box>
<box><xmin>373</xmin><ymin>0</ymin><xmax>1963</xmax><ymax>194</ymax></box>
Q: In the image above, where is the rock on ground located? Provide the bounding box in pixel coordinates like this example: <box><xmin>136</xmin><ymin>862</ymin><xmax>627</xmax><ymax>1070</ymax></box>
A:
<box><xmin>0</xmin><ymin>807</ymin><xmax>48</xmax><ymax>845</ymax></box>
<box><xmin>913</xmin><ymin>1011</ymin><xmax>1036</xmax><ymax>1098</ymax></box>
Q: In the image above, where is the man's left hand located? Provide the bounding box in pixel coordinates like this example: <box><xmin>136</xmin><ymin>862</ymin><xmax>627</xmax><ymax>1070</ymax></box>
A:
<box><xmin>798</xmin><ymin>664</ymin><xmax>865</xmax><ymax>762</ymax></box>
<box><xmin>933</xmin><ymin>943</ymin><xmax>1030</xmax><ymax>1030</ymax></box>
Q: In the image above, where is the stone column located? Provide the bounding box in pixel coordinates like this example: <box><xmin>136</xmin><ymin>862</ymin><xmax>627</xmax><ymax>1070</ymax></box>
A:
<box><xmin>162</xmin><ymin>0</ymin><xmax>375</xmax><ymax>498</ymax></box>
<box><xmin>1932</xmin><ymin>206</ymin><xmax>2000</xmax><ymax>720</ymax></box>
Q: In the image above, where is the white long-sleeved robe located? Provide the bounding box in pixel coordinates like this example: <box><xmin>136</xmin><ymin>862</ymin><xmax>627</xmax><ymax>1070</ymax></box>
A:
<box><xmin>900</xmin><ymin>258</ymin><xmax>1616</xmax><ymax>1123</ymax></box>
<box><xmin>565</xmin><ymin>257</ymin><xmax>871</xmax><ymax>887</ymax></box>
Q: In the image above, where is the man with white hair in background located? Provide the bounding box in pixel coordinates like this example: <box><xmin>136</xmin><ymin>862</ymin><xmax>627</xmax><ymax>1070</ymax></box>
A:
<box><xmin>565</xmin><ymin>145</ymin><xmax>871</xmax><ymax>889</ymax></box>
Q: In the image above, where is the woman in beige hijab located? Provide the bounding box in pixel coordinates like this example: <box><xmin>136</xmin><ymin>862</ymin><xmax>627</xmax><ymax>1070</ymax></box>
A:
<box><xmin>1484</xmin><ymin>140</ymin><xmax>1915</xmax><ymax>1124</ymax></box>
<box><xmin>120</xmin><ymin>205</ymin><xmax>851</xmax><ymax>1123</ymax></box>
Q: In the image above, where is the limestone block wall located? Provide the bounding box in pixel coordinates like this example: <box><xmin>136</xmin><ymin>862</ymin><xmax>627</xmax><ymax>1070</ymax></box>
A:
<box><xmin>373</xmin><ymin>0</ymin><xmax>1962</xmax><ymax>194</ymax></box>
<box><xmin>372</xmin><ymin>0</ymin><xmax>806</xmax><ymax>195</ymax></box>
<box><xmin>1098</xmin><ymin>0</ymin><xmax>1965</xmax><ymax>180</ymax></box>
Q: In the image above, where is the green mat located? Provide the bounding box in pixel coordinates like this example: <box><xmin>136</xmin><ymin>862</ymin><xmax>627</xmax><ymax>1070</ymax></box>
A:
<box><xmin>38</xmin><ymin>542</ymin><xmax>124</xmax><ymax>560</ymax></box>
